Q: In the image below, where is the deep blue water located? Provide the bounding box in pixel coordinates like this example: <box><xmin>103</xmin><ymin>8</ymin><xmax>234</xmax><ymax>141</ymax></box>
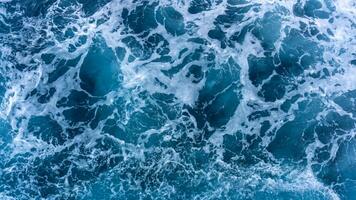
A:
<box><xmin>0</xmin><ymin>0</ymin><xmax>355</xmax><ymax>199</ymax></box>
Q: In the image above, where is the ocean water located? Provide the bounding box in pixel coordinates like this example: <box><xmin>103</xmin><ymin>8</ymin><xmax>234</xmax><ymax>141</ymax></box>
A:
<box><xmin>0</xmin><ymin>0</ymin><xmax>355</xmax><ymax>199</ymax></box>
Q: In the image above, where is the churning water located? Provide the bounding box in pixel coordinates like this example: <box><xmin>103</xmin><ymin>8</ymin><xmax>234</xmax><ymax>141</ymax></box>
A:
<box><xmin>0</xmin><ymin>0</ymin><xmax>355</xmax><ymax>199</ymax></box>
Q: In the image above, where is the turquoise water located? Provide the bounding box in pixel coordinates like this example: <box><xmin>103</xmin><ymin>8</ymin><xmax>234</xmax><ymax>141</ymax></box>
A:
<box><xmin>0</xmin><ymin>0</ymin><xmax>355</xmax><ymax>199</ymax></box>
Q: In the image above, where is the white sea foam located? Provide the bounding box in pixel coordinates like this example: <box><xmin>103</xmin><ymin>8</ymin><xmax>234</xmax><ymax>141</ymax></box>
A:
<box><xmin>0</xmin><ymin>0</ymin><xmax>355</xmax><ymax>199</ymax></box>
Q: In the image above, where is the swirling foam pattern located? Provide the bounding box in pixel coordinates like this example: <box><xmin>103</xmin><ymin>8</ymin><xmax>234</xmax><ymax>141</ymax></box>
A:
<box><xmin>0</xmin><ymin>0</ymin><xmax>355</xmax><ymax>199</ymax></box>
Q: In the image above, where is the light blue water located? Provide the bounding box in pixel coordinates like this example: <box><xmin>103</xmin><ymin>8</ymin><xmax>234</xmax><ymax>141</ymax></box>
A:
<box><xmin>0</xmin><ymin>0</ymin><xmax>355</xmax><ymax>199</ymax></box>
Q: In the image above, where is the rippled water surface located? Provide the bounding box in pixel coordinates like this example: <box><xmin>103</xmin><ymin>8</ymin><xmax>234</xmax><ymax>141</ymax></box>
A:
<box><xmin>0</xmin><ymin>0</ymin><xmax>355</xmax><ymax>199</ymax></box>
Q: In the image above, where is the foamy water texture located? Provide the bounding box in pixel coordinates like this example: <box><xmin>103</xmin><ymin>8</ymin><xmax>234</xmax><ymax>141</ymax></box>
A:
<box><xmin>0</xmin><ymin>0</ymin><xmax>355</xmax><ymax>199</ymax></box>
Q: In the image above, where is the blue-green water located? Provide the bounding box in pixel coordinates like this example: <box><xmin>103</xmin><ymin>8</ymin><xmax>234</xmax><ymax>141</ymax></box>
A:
<box><xmin>0</xmin><ymin>0</ymin><xmax>355</xmax><ymax>199</ymax></box>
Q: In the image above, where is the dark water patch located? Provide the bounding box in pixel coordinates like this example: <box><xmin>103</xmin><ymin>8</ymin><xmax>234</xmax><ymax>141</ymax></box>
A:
<box><xmin>57</xmin><ymin>90</ymin><xmax>102</xmax><ymax>107</ymax></box>
<box><xmin>78</xmin><ymin>0</ymin><xmax>111</xmax><ymax>16</ymax></box>
<box><xmin>267</xmin><ymin>98</ymin><xmax>323</xmax><ymax>162</ymax></box>
<box><xmin>334</xmin><ymin>90</ymin><xmax>356</xmax><ymax>117</ymax></box>
<box><xmin>223</xmin><ymin>132</ymin><xmax>243</xmax><ymax>162</ymax></box>
<box><xmin>123</xmin><ymin>2</ymin><xmax>158</xmax><ymax>35</ymax></box>
<box><xmin>48</xmin><ymin>55</ymin><xmax>81</xmax><ymax>83</ymax></box>
<box><xmin>186</xmin><ymin>64</ymin><xmax>204</xmax><ymax>83</ymax></box>
<box><xmin>280</xmin><ymin>94</ymin><xmax>302</xmax><ymax>112</ymax></box>
<box><xmin>190</xmin><ymin>58</ymin><xmax>241</xmax><ymax>129</ymax></box>
<box><xmin>188</xmin><ymin>0</ymin><xmax>212</xmax><ymax>14</ymax></box>
<box><xmin>19</xmin><ymin>0</ymin><xmax>57</xmax><ymax>17</ymax></box>
<box><xmin>208</xmin><ymin>4</ymin><xmax>256</xmax><ymax>48</ymax></box>
<box><xmin>63</xmin><ymin>106</ymin><xmax>96</xmax><ymax>125</ymax></box>
<box><xmin>156</xmin><ymin>6</ymin><xmax>186</xmax><ymax>36</ymax></box>
<box><xmin>252</xmin><ymin>11</ymin><xmax>282</xmax><ymax>51</ymax></box>
<box><xmin>248</xmin><ymin>55</ymin><xmax>275</xmax><ymax>86</ymax></box>
<box><xmin>28</xmin><ymin>115</ymin><xmax>65</xmax><ymax>145</ymax></box>
<box><xmin>258</xmin><ymin>75</ymin><xmax>287</xmax><ymax>102</ymax></box>
<box><xmin>314</xmin><ymin>137</ymin><xmax>356</xmax><ymax>200</ymax></box>
<box><xmin>276</xmin><ymin>28</ymin><xmax>322</xmax><ymax>77</ymax></box>
<box><xmin>293</xmin><ymin>0</ymin><xmax>333</xmax><ymax>19</ymax></box>
<box><xmin>80</xmin><ymin>36</ymin><xmax>121</xmax><ymax>96</ymax></box>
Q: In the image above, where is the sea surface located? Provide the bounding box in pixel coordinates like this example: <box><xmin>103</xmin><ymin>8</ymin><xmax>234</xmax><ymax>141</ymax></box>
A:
<box><xmin>0</xmin><ymin>0</ymin><xmax>355</xmax><ymax>199</ymax></box>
